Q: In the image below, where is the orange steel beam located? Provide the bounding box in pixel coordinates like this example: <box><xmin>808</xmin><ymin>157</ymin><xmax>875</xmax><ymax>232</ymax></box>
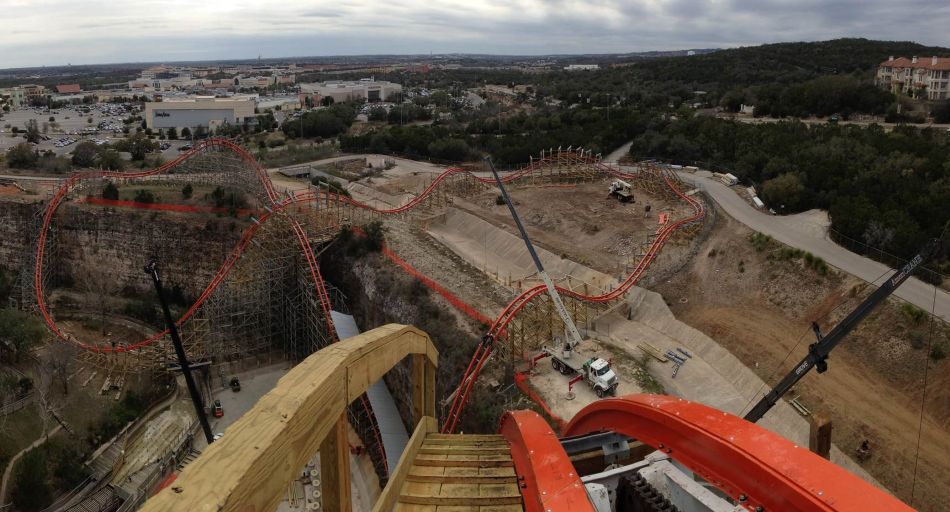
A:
<box><xmin>499</xmin><ymin>410</ymin><xmax>593</xmax><ymax>512</ymax></box>
<box><xmin>564</xmin><ymin>395</ymin><xmax>914</xmax><ymax>512</ymax></box>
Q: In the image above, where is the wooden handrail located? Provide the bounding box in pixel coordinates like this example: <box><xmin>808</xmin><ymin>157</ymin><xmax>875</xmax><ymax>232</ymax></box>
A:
<box><xmin>140</xmin><ymin>324</ymin><xmax>438</xmax><ymax>512</ymax></box>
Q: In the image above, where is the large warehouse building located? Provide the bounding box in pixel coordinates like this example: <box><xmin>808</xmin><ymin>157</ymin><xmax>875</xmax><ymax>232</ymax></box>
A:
<box><xmin>299</xmin><ymin>79</ymin><xmax>402</xmax><ymax>104</ymax></box>
<box><xmin>144</xmin><ymin>96</ymin><xmax>255</xmax><ymax>130</ymax></box>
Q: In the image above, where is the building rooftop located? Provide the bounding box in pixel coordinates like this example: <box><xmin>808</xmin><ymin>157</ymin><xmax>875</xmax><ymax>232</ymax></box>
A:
<box><xmin>880</xmin><ymin>56</ymin><xmax>950</xmax><ymax>71</ymax></box>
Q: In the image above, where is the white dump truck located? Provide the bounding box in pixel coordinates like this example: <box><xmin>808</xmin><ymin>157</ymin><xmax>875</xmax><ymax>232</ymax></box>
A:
<box><xmin>608</xmin><ymin>179</ymin><xmax>634</xmax><ymax>202</ymax></box>
<box><xmin>538</xmin><ymin>345</ymin><xmax>619</xmax><ymax>398</ymax></box>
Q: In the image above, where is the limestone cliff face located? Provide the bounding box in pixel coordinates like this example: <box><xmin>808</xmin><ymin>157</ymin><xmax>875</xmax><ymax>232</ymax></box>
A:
<box><xmin>0</xmin><ymin>199</ymin><xmax>247</xmax><ymax>301</ymax></box>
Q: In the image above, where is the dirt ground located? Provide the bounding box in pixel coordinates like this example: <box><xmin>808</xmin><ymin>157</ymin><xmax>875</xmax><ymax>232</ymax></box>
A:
<box><xmin>382</xmin><ymin>221</ymin><xmax>514</xmax><ymax>323</ymax></box>
<box><xmin>526</xmin><ymin>338</ymin><xmax>645</xmax><ymax>421</ymax></box>
<box><xmin>459</xmin><ymin>182</ymin><xmax>694</xmax><ymax>277</ymax></box>
<box><xmin>655</xmin><ymin>210</ymin><xmax>950</xmax><ymax>511</ymax></box>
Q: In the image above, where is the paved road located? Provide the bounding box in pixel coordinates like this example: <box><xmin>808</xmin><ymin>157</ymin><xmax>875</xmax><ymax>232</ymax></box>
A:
<box><xmin>677</xmin><ymin>171</ymin><xmax>950</xmax><ymax>322</ymax></box>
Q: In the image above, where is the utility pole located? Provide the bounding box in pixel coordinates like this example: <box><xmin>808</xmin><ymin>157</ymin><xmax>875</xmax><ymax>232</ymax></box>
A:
<box><xmin>145</xmin><ymin>260</ymin><xmax>214</xmax><ymax>444</ymax></box>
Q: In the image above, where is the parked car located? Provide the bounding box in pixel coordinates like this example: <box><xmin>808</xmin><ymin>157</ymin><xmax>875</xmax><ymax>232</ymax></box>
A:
<box><xmin>212</xmin><ymin>399</ymin><xmax>224</xmax><ymax>418</ymax></box>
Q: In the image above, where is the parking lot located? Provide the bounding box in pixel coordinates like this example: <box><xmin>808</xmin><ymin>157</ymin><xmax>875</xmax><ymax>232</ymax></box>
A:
<box><xmin>0</xmin><ymin>104</ymin><xmax>193</xmax><ymax>162</ymax></box>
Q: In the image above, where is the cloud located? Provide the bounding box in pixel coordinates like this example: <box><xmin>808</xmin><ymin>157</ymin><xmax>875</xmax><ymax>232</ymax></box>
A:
<box><xmin>0</xmin><ymin>0</ymin><xmax>948</xmax><ymax>68</ymax></box>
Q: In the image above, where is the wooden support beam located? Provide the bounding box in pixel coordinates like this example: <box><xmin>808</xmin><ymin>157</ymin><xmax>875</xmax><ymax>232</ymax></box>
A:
<box><xmin>141</xmin><ymin>324</ymin><xmax>438</xmax><ymax>512</ymax></box>
<box><xmin>320</xmin><ymin>413</ymin><xmax>352</xmax><ymax>512</ymax></box>
<box><xmin>809</xmin><ymin>412</ymin><xmax>832</xmax><ymax>460</ymax></box>
<box><xmin>373</xmin><ymin>416</ymin><xmax>437</xmax><ymax>512</ymax></box>
<box><xmin>411</xmin><ymin>353</ymin><xmax>429</xmax><ymax>427</ymax></box>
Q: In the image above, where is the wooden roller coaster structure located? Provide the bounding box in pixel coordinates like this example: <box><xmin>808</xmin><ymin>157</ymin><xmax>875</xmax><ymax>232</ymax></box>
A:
<box><xmin>21</xmin><ymin>138</ymin><xmax>706</xmax><ymax>478</ymax></box>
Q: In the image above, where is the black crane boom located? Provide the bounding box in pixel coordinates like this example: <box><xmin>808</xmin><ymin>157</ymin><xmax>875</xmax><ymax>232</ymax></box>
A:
<box><xmin>743</xmin><ymin>237</ymin><xmax>942</xmax><ymax>423</ymax></box>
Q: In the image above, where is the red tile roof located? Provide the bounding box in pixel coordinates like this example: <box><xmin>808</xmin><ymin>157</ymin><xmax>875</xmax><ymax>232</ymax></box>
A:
<box><xmin>879</xmin><ymin>57</ymin><xmax>950</xmax><ymax>71</ymax></box>
<box><xmin>56</xmin><ymin>84</ymin><xmax>81</xmax><ymax>94</ymax></box>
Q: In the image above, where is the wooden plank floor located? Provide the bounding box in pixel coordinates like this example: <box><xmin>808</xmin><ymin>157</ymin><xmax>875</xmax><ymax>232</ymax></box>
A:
<box><xmin>395</xmin><ymin>434</ymin><xmax>523</xmax><ymax>511</ymax></box>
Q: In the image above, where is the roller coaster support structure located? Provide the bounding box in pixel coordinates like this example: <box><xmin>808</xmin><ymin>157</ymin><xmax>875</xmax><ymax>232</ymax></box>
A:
<box><xmin>486</xmin><ymin>157</ymin><xmax>583</xmax><ymax>350</ymax></box>
<box><xmin>146</xmin><ymin>260</ymin><xmax>215</xmax><ymax>445</ymax></box>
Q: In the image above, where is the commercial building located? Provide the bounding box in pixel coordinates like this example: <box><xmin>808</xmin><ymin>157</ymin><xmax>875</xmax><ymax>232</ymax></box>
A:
<box><xmin>564</xmin><ymin>64</ymin><xmax>600</xmax><ymax>71</ymax></box>
<box><xmin>877</xmin><ymin>56</ymin><xmax>950</xmax><ymax>100</ymax></box>
<box><xmin>0</xmin><ymin>87</ymin><xmax>25</xmax><ymax>108</ymax></box>
<box><xmin>298</xmin><ymin>79</ymin><xmax>402</xmax><ymax>104</ymax></box>
<box><xmin>20</xmin><ymin>84</ymin><xmax>47</xmax><ymax>102</ymax></box>
<box><xmin>56</xmin><ymin>84</ymin><xmax>81</xmax><ymax>94</ymax></box>
<box><xmin>144</xmin><ymin>96</ymin><xmax>255</xmax><ymax>130</ymax></box>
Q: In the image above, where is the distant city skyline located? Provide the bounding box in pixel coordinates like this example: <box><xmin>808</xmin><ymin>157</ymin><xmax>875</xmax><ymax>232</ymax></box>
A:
<box><xmin>2</xmin><ymin>0</ymin><xmax>949</xmax><ymax>69</ymax></box>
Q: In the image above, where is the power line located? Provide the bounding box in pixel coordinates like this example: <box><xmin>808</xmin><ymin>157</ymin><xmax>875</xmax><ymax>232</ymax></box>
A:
<box><xmin>909</xmin><ymin>283</ymin><xmax>939</xmax><ymax>506</ymax></box>
<box><xmin>738</xmin><ymin>265</ymin><xmax>893</xmax><ymax>418</ymax></box>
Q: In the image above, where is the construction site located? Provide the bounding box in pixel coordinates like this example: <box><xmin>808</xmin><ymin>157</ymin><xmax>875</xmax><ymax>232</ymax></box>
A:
<box><xmin>0</xmin><ymin>139</ymin><xmax>947</xmax><ymax>512</ymax></box>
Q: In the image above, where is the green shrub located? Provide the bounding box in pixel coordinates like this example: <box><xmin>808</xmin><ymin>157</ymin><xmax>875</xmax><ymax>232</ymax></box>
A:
<box><xmin>102</xmin><ymin>182</ymin><xmax>119</xmax><ymax>200</ymax></box>
<box><xmin>133</xmin><ymin>189</ymin><xmax>156</xmax><ymax>203</ymax></box>
<box><xmin>931</xmin><ymin>341</ymin><xmax>946</xmax><ymax>361</ymax></box>
<box><xmin>495</xmin><ymin>195</ymin><xmax>505</xmax><ymax>205</ymax></box>
<box><xmin>748</xmin><ymin>232</ymin><xmax>772</xmax><ymax>252</ymax></box>
<box><xmin>901</xmin><ymin>303</ymin><xmax>928</xmax><ymax>325</ymax></box>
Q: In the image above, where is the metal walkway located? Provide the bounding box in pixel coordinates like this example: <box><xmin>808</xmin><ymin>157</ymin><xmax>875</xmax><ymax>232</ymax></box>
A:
<box><xmin>331</xmin><ymin>311</ymin><xmax>410</xmax><ymax>473</ymax></box>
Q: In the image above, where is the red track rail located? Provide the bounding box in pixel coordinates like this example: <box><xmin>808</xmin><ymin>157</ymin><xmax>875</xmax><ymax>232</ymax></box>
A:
<box><xmin>442</xmin><ymin>171</ymin><xmax>705</xmax><ymax>433</ymax></box>
<box><xmin>33</xmin><ymin>142</ymin><xmax>700</xmax><ymax>439</ymax></box>
<box><xmin>499</xmin><ymin>410</ymin><xmax>593</xmax><ymax>512</ymax></box>
<box><xmin>564</xmin><ymin>395</ymin><xmax>913</xmax><ymax>511</ymax></box>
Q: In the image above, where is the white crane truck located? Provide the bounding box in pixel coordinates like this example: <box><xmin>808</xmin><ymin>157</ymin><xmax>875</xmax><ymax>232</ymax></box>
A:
<box><xmin>537</xmin><ymin>344</ymin><xmax>619</xmax><ymax>397</ymax></box>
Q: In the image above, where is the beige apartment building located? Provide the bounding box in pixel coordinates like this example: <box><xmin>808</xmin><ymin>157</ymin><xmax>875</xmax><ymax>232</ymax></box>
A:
<box><xmin>877</xmin><ymin>55</ymin><xmax>950</xmax><ymax>100</ymax></box>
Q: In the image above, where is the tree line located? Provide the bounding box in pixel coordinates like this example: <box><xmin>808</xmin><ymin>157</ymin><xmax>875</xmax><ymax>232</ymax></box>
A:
<box><xmin>628</xmin><ymin>115</ymin><xmax>949</xmax><ymax>276</ymax></box>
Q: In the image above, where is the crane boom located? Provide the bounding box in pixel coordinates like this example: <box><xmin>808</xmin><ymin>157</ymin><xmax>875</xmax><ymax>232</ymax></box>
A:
<box><xmin>485</xmin><ymin>157</ymin><xmax>584</xmax><ymax>350</ymax></box>
<box><xmin>744</xmin><ymin>236</ymin><xmax>942</xmax><ymax>423</ymax></box>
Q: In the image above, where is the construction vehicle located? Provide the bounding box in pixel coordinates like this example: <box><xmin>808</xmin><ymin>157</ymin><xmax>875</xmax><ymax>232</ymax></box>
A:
<box><xmin>608</xmin><ymin>179</ymin><xmax>634</xmax><ymax>202</ymax></box>
<box><xmin>744</xmin><ymin>233</ymin><xmax>944</xmax><ymax>422</ymax></box>
<box><xmin>485</xmin><ymin>156</ymin><xmax>621</xmax><ymax>398</ymax></box>
<box><xmin>536</xmin><ymin>344</ymin><xmax>618</xmax><ymax>397</ymax></box>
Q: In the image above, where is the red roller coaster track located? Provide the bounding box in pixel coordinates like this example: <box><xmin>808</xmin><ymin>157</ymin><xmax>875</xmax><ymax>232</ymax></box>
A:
<box><xmin>561</xmin><ymin>395</ymin><xmax>913</xmax><ymax>512</ymax></box>
<box><xmin>441</xmin><ymin>170</ymin><xmax>705</xmax><ymax>433</ymax></box>
<box><xmin>32</xmin><ymin>138</ymin><xmax>701</xmax><ymax>436</ymax></box>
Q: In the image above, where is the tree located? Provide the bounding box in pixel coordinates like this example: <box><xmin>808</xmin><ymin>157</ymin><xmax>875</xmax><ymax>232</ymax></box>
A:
<box><xmin>10</xmin><ymin>448</ymin><xmax>52</xmax><ymax>511</ymax></box>
<box><xmin>761</xmin><ymin>172</ymin><xmax>808</xmax><ymax>211</ymax></box>
<box><xmin>321</xmin><ymin>96</ymin><xmax>335</xmax><ymax>107</ymax></box>
<box><xmin>24</xmin><ymin>119</ymin><xmax>40</xmax><ymax>144</ymax></box>
<box><xmin>368</xmin><ymin>107</ymin><xmax>388</xmax><ymax>122</ymax></box>
<box><xmin>102</xmin><ymin>182</ymin><xmax>119</xmax><ymax>200</ymax></box>
<box><xmin>134</xmin><ymin>189</ymin><xmax>156</xmax><ymax>203</ymax></box>
<box><xmin>97</xmin><ymin>149</ymin><xmax>123</xmax><ymax>170</ymax></box>
<box><xmin>5</xmin><ymin>143</ymin><xmax>39</xmax><ymax>169</ymax></box>
<box><xmin>182</xmin><ymin>183</ymin><xmax>193</xmax><ymax>199</ymax></box>
<box><xmin>0</xmin><ymin>308</ymin><xmax>46</xmax><ymax>362</ymax></box>
<box><xmin>933</xmin><ymin>101</ymin><xmax>950</xmax><ymax>123</ymax></box>
<box><xmin>125</xmin><ymin>132</ymin><xmax>155</xmax><ymax>161</ymax></box>
<box><xmin>0</xmin><ymin>267</ymin><xmax>12</xmax><ymax>302</ymax></box>
<box><xmin>427</xmin><ymin>138</ymin><xmax>474</xmax><ymax>161</ymax></box>
<box><xmin>181</xmin><ymin>127</ymin><xmax>192</xmax><ymax>138</ymax></box>
<box><xmin>167</xmin><ymin>126</ymin><xmax>178</xmax><ymax>140</ymax></box>
<box><xmin>46</xmin><ymin>341</ymin><xmax>76</xmax><ymax>395</ymax></box>
<box><xmin>71</xmin><ymin>141</ymin><xmax>98</xmax><ymax>168</ymax></box>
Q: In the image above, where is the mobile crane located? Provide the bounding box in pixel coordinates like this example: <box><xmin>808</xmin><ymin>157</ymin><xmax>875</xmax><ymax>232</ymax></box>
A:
<box><xmin>744</xmin><ymin>235</ymin><xmax>944</xmax><ymax>423</ymax></box>
<box><xmin>487</xmin><ymin>157</ymin><xmax>621</xmax><ymax>392</ymax></box>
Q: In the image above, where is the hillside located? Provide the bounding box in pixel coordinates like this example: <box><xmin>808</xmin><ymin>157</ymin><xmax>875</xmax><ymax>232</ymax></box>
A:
<box><xmin>625</xmin><ymin>38</ymin><xmax>950</xmax><ymax>89</ymax></box>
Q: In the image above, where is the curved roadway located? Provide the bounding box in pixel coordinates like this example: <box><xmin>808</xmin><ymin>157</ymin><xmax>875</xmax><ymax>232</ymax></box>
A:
<box><xmin>290</xmin><ymin>148</ymin><xmax>948</xmax><ymax>322</ymax></box>
<box><xmin>676</xmin><ymin>171</ymin><xmax>949</xmax><ymax>322</ymax></box>
<box><xmin>602</xmin><ymin>142</ymin><xmax>949</xmax><ymax>322</ymax></box>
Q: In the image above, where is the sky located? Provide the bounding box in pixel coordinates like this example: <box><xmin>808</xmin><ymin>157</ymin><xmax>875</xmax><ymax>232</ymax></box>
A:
<box><xmin>1</xmin><ymin>0</ymin><xmax>949</xmax><ymax>69</ymax></box>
